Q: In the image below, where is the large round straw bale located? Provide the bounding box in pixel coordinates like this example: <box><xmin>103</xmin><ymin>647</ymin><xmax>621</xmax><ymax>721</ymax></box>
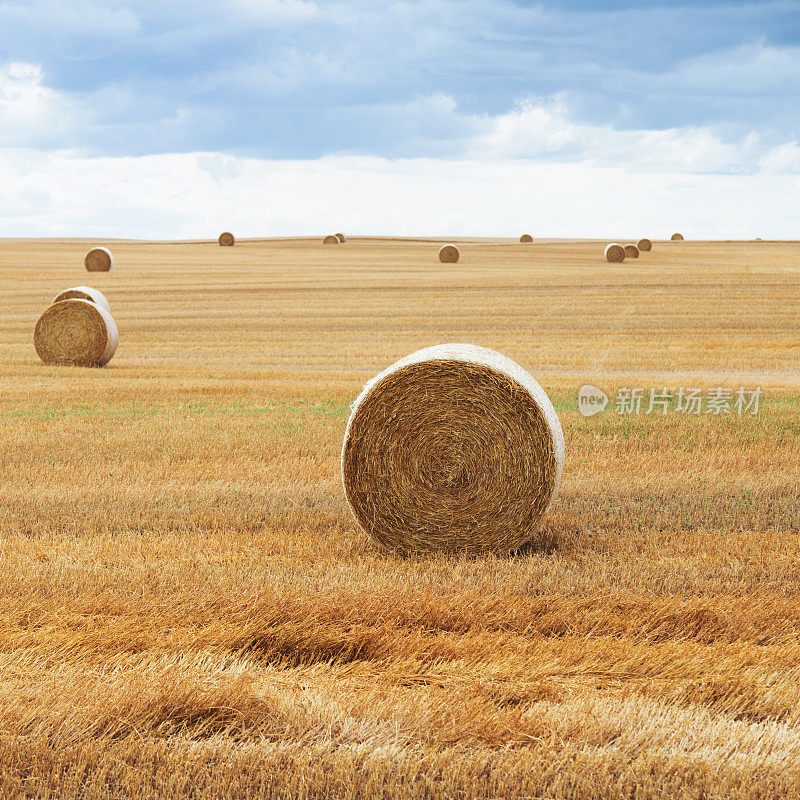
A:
<box><xmin>604</xmin><ymin>243</ymin><xmax>625</xmax><ymax>263</ymax></box>
<box><xmin>34</xmin><ymin>299</ymin><xmax>118</xmax><ymax>367</ymax></box>
<box><xmin>438</xmin><ymin>244</ymin><xmax>460</xmax><ymax>263</ymax></box>
<box><xmin>624</xmin><ymin>244</ymin><xmax>640</xmax><ymax>259</ymax></box>
<box><xmin>335</xmin><ymin>233</ymin><xmax>347</xmax><ymax>243</ymax></box>
<box><xmin>52</xmin><ymin>286</ymin><xmax>110</xmax><ymax>313</ymax></box>
<box><xmin>84</xmin><ymin>247</ymin><xmax>113</xmax><ymax>272</ymax></box>
<box><xmin>323</xmin><ymin>235</ymin><xmax>340</xmax><ymax>244</ymax></box>
<box><xmin>520</xmin><ymin>234</ymin><xmax>533</xmax><ymax>243</ymax></box>
<box><xmin>671</xmin><ymin>233</ymin><xmax>684</xmax><ymax>241</ymax></box>
<box><xmin>342</xmin><ymin>344</ymin><xmax>565</xmax><ymax>555</ymax></box>
<box><xmin>637</xmin><ymin>238</ymin><xmax>652</xmax><ymax>252</ymax></box>
<box><xmin>218</xmin><ymin>232</ymin><xmax>235</xmax><ymax>246</ymax></box>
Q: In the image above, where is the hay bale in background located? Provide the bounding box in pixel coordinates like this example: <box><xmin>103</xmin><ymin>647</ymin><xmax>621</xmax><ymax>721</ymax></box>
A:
<box><xmin>520</xmin><ymin>234</ymin><xmax>533</xmax><ymax>243</ymax></box>
<box><xmin>84</xmin><ymin>247</ymin><xmax>113</xmax><ymax>272</ymax></box>
<box><xmin>637</xmin><ymin>238</ymin><xmax>652</xmax><ymax>252</ymax></box>
<box><xmin>218</xmin><ymin>232</ymin><xmax>235</xmax><ymax>247</ymax></box>
<box><xmin>624</xmin><ymin>244</ymin><xmax>640</xmax><ymax>259</ymax></box>
<box><xmin>52</xmin><ymin>286</ymin><xmax>110</xmax><ymax>313</ymax></box>
<box><xmin>604</xmin><ymin>243</ymin><xmax>625</xmax><ymax>263</ymax></box>
<box><xmin>342</xmin><ymin>344</ymin><xmax>564</xmax><ymax>554</ymax></box>
<box><xmin>438</xmin><ymin>245</ymin><xmax>460</xmax><ymax>263</ymax></box>
<box><xmin>34</xmin><ymin>299</ymin><xmax>118</xmax><ymax>367</ymax></box>
<box><xmin>671</xmin><ymin>233</ymin><xmax>684</xmax><ymax>241</ymax></box>
<box><xmin>323</xmin><ymin>235</ymin><xmax>340</xmax><ymax>244</ymax></box>
<box><xmin>335</xmin><ymin>233</ymin><xmax>347</xmax><ymax>243</ymax></box>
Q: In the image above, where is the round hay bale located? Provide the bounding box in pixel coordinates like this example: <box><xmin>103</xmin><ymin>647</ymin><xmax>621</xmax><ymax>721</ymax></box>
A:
<box><xmin>52</xmin><ymin>286</ymin><xmax>110</xmax><ymax>313</ymax></box>
<box><xmin>604</xmin><ymin>243</ymin><xmax>625</xmax><ymax>263</ymax></box>
<box><xmin>84</xmin><ymin>247</ymin><xmax>113</xmax><ymax>272</ymax></box>
<box><xmin>34</xmin><ymin>299</ymin><xmax>118</xmax><ymax>367</ymax></box>
<box><xmin>520</xmin><ymin>234</ymin><xmax>533</xmax><ymax>243</ymax></box>
<box><xmin>637</xmin><ymin>238</ymin><xmax>652</xmax><ymax>252</ymax></box>
<box><xmin>335</xmin><ymin>233</ymin><xmax>347</xmax><ymax>243</ymax></box>
<box><xmin>218</xmin><ymin>232</ymin><xmax>235</xmax><ymax>247</ymax></box>
<box><xmin>342</xmin><ymin>344</ymin><xmax>565</xmax><ymax>555</ymax></box>
<box><xmin>323</xmin><ymin>235</ymin><xmax>340</xmax><ymax>244</ymax></box>
<box><xmin>624</xmin><ymin>244</ymin><xmax>640</xmax><ymax>259</ymax></box>
<box><xmin>438</xmin><ymin>244</ymin><xmax>460</xmax><ymax>263</ymax></box>
<box><xmin>671</xmin><ymin>233</ymin><xmax>684</xmax><ymax>241</ymax></box>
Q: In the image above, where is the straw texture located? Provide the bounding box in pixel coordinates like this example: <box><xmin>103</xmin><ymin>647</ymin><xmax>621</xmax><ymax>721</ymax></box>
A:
<box><xmin>335</xmin><ymin>233</ymin><xmax>347</xmax><ymax>243</ymax></box>
<box><xmin>671</xmin><ymin>233</ymin><xmax>684</xmax><ymax>241</ymax></box>
<box><xmin>218</xmin><ymin>232</ymin><xmax>235</xmax><ymax>247</ymax></box>
<box><xmin>624</xmin><ymin>244</ymin><xmax>640</xmax><ymax>259</ymax></box>
<box><xmin>637</xmin><ymin>238</ymin><xmax>652</xmax><ymax>252</ymax></box>
<box><xmin>34</xmin><ymin>299</ymin><xmax>118</xmax><ymax>367</ymax></box>
<box><xmin>604</xmin><ymin>243</ymin><xmax>625</xmax><ymax>263</ymax></box>
<box><xmin>438</xmin><ymin>245</ymin><xmax>460</xmax><ymax>263</ymax></box>
<box><xmin>520</xmin><ymin>234</ymin><xmax>533</xmax><ymax>243</ymax></box>
<box><xmin>323</xmin><ymin>235</ymin><xmax>340</xmax><ymax>244</ymax></box>
<box><xmin>52</xmin><ymin>286</ymin><xmax>110</xmax><ymax>313</ymax></box>
<box><xmin>342</xmin><ymin>344</ymin><xmax>565</xmax><ymax>555</ymax></box>
<box><xmin>84</xmin><ymin>247</ymin><xmax>113</xmax><ymax>272</ymax></box>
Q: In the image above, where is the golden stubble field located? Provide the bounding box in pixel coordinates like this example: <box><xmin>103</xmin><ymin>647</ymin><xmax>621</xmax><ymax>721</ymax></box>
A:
<box><xmin>1</xmin><ymin>236</ymin><xmax>799</xmax><ymax>799</ymax></box>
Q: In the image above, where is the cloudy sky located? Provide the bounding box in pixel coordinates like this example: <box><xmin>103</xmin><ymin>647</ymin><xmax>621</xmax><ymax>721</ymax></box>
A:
<box><xmin>1</xmin><ymin>0</ymin><xmax>799</xmax><ymax>238</ymax></box>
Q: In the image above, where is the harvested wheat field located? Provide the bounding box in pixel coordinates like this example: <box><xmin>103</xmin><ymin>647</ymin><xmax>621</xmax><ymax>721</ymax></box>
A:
<box><xmin>1</xmin><ymin>235</ymin><xmax>800</xmax><ymax>799</ymax></box>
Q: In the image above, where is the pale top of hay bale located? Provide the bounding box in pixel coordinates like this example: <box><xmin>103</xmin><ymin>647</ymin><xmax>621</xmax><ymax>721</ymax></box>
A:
<box><xmin>520</xmin><ymin>234</ymin><xmax>533</xmax><ymax>243</ymax></box>
<box><xmin>624</xmin><ymin>244</ymin><xmax>640</xmax><ymax>259</ymax></box>
<box><xmin>335</xmin><ymin>233</ymin><xmax>347</xmax><ymax>243</ymax></box>
<box><xmin>84</xmin><ymin>247</ymin><xmax>113</xmax><ymax>272</ymax></box>
<box><xmin>438</xmin><ymin>244</ymin><xmax>460</xmax><ymax>263</ymax></box>
<box><xmin>323</xmin><ymin>234</ymin><xmax>340</xmax><ymax>244</ymax></box>
<box><xmin>637</xmin><ymin>238</ymin><xmax>652</xmax><ymax>252</ymax></box>
<box><xmin>671</xmin><ymin>233</ymin><xmax>684</xmax><ymax>241</ymax></box>
<box><xmin>34</xmin><ymin>299</ymin><xmax>118</xmax><ymax>367</ymax></box>
<box><xmin>604</xmin><ymin>243</ymin><xmax>625</xmax><ymax>262</ymax></box>
<box><xmin>218</xmin><ymin>232</ymin><xmax>235</xmax><ymax>246</ymax></box>
<box><xmin>52</xmin><ymin>286</ymin><xmax>110</xmax><ymax>313</ymax></box>
<box><xmin>342</xmin><ymin>343</ymin><xmax>565</xmax><ymax>554</ymax></box>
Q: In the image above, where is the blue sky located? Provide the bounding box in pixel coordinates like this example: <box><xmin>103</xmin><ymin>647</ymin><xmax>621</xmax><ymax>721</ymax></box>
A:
<box><xmin>1</xmin><ymin>0</ymin><xmax>799</xmax><ymax>237</ymax></box>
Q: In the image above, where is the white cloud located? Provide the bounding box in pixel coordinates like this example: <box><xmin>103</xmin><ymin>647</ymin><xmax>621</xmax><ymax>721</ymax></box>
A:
<box><xmin>1</xmin><ymin>147</ymin><xmax>799</xmax><ymax>240</ymax></box>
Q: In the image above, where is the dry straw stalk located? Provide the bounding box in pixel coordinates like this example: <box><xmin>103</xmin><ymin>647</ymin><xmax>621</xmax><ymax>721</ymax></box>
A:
<box><xmin>335</xmin><ymin>233</ymin><xmax>347</xmax><ymax>243</ymax></box>
<box><xmin>342</xmin><ymin>344</ymin><xmax>565</xmax><ymax>555</ymax></box>
<box><xmin>52</xmin><ymin>286</ymin><xmax>110</xmax><ymax>313</ymax></box>
<box><xmin>671</xmin><ymin>233</ymin><xmax>684</xmax><ymax>241</ymax></box>
<box><xmin>637</xmin><ymin>238</ymin><xmax>652</xmax><ymax>252</ymax></box>
<box><xmin>520</xmin><ymin>234</ymin><xmax>533</xmax><ymax>243</ymax></box>
<box><xmin>34</xmin><ymin>299</ymin><xmax>118</xmax><ymax>367</ymax></box>
<box><xmin>624</xmin><ymin>244</ymin><xmax>640</xmax><ymax>259</ymax></box>
<box><xmin>84</xmin><ymin>247</ymin><xmax>113</xmax><ymax>272</ymax></box>
<box><xmin>323</xmin><ymin>235</ymin><xmax>340</xmax><ymax>244</ymax></box>
<box><xmin>438</xmin><ymin>245</ymin><xmax>460</xmax><ymax>263</ymax></box>
<box><xmin>604</xmin><ymin>243</ymin><xmax>625</xmax><ymax>263</ymax></box>
<box><xmin>218</xmin><ymin>232</ymin><xmax>235</xmax><ymax>247</ymax></box>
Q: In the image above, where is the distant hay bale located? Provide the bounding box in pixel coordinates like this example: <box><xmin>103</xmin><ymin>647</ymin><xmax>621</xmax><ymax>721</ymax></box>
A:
<box><xmin>52</xmin><ymin>286</ymin><xmax>110</xmax><ymax>313</ymax></box>
<box><xmin>520</xmin><ymin>234</ymin><xmax>533</xmax><ymax>243</ymax></box>
<box><xmin>34</xmin><ymin>299</ymin><xmax>118</xmax><ymax>367</ymax></box>
<box><xmin>323</xmin><ymin>235</ymin><xmax>340</xmax><ymax>244</ymax></box>
<box><xmin>342</xmin><ymin>344</ymin><xmax>565</xmax><ymax>554</ymax></box>
<box><xmin>218</xmin><ymin>232</ymin><xmax>235</xmax><ymax>247</ymax></box>
<box><xmin>335</xmin><ymin>233</ymin><xmax>347</xmax><ymax>243</ymax></box>
<box><xmin>604</xmin><ymin>243</ymin><xmax>625</xmax><ymax>263</ymax></box>
<box><xmin>671</xmin><ymin>233</ymin><xmax>684</xmax><ymax>241</ymax></box>
<box><xmin>637</xmin><ymin>238</ymin><xmax>652</xmax><ymax>252</ymax></box>
<box><xmin>624</xmin><ymin>244</ymin><xmax>640</xmax><ymax>259</ymax></box>
<box><xmin>438</xmin><ymin>244</ymin><xmax>460</xmax><ymax>263</ymax></box>
<box><xmin>84</xmin><ymin>247</ymin><xmax>113</xmax><ymax>272</ymax></box>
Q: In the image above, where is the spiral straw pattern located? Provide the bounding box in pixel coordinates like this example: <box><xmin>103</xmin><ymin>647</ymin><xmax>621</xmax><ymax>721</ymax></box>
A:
<box><xmin>218</xmin><ymin>232</ymin><xmax>235</xmax><ymax>246</ymax></box>
<box><xmin>52</xmin><ymin>286</ymin><xmax>110</xmax><ymax>312</ymax></box>
<box><xmin>438</xmin><ymin>245</ymin><xmax>460</xmax><ymax>263</ymax></box>
<box><xmin>520</xmin><ymin>234</ymin><xmax>533</xmax><ymax>243</ymax></box>
<box><xmin>604</xmin><ymin>243</ymin><xmax>625</xmax><ymax>263</ymax></box>
<box><xmin>637</xmin><ymin>238</ymin><xmax>652</xmax><ymax>252</ymax></box>
<box><xmin>342</xmin><ymin>344</ymin><xmax>565</xmax><ymax>555</ymax></box>
<box><xmin>323</xmin><ymin>235</ymin><xmax>340</xmax><ymax>244</ymax></box>
<box><xmin>34</xmin><ymin>299</ymin><xmax>118</xmax><ymax>367</ymax></box>
<box><xmin>335</xmin><ymin>233</ymin><xmax>347</xmax><ymax>243</ymax></box>
<box><xmin>624</xmin><ymin>244</ymin><xmax>640</xmax><ymax>259</ymax></box>
<box><xmin>84</xmin><ymin>247</ymin><xmax>113</xmax><ymax>272</ymax></box>
<box><xmin>671</xmin><ymin>233</ymin><xmax>684</xmax><ymax>241</ymax></box>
